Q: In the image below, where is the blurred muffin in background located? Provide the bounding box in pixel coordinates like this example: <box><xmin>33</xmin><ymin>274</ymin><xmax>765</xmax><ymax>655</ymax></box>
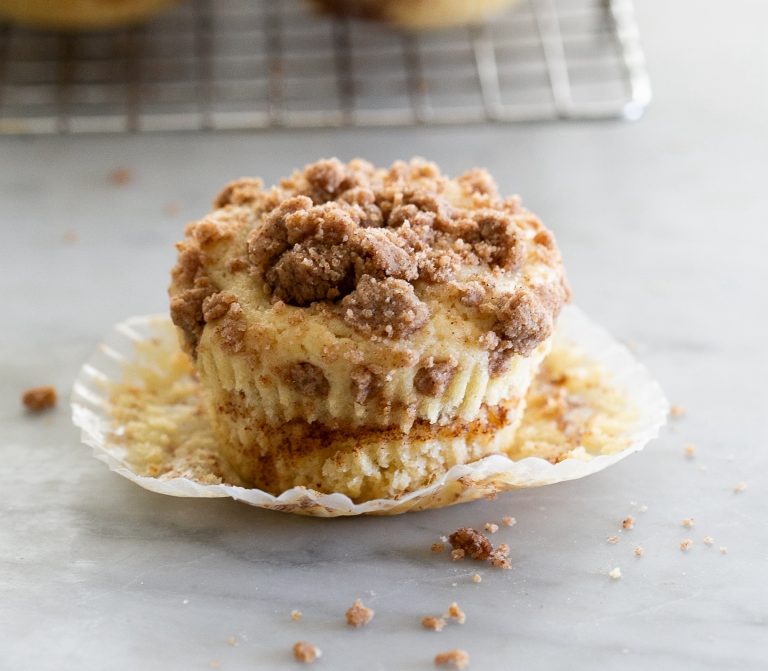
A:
<box><xmin>309</xmin><ymin>0</ymin><xmax>519</xmax><ymax>29</ymax></box>
<box><xmin>0</xmin><ymin>0</ymin><xmax>181</xmax><ymax>30</ymax></box>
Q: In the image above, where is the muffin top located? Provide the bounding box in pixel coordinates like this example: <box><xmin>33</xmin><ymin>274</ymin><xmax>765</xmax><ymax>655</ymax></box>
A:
<box><xmin>169</xmin><ymin>158</ymin><xmax>569</xmax><ymax>388</ymax></box>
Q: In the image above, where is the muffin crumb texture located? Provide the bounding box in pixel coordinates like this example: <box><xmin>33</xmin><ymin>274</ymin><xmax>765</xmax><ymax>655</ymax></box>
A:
<box><xmin>345</xmin><ymin>599</ymin><xmax>374</xmax><ymax>628</ymax></box>
<box><xmin>22</xmin><ymin>385</ymin><xmax>57</xmax><ymax>412</ymax></box>
<box><xmin>293</xmin><ymin>641</ymin><xmax>322</xmax><ymax>664</ymax></box>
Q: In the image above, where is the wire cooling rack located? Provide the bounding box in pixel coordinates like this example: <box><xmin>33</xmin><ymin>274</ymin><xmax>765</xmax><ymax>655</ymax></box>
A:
<box><xmin>0</xmin><ymin>0</ymin><xmax>650</xmax><ymax>134</ymax></box>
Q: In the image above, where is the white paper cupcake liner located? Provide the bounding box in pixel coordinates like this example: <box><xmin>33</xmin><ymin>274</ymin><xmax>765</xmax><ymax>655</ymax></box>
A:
<box><xmin>71</xmin><ymin>306</ymin><xmax>668</xmax><ymax>517</ymax></box>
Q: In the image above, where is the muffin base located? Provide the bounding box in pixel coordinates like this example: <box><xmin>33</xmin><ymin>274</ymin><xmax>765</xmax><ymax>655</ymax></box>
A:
<box><xmin>210</xmin><ymin>398</ymin><xmax>524</xmax><ymax>501</ymax></box>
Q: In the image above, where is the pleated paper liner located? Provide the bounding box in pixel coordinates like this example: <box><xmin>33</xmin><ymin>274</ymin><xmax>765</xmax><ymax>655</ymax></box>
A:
<box><xmin>71</xmin><ymin>306</ymin><xmax>668</xmax><ymax>517</ymax></box>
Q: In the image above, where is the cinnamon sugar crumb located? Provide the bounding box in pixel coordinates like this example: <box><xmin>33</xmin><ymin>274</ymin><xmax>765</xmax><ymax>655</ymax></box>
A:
<box><xmin>21</xmin><ymin>385</ymin><xmax>57</xmax><ymax>412</ymax></box>
<box><xmin>484</xmin><ymin>523</ymin><xmax>499</xmax><ymax>534</ymax></box>
<box><xmin>431</xmin><ymin>542</ymin><xmax>446</xmax><ymax>554</ymax></box>
<box><xmin>734</xmin><ymin>482</ymin><xmax>747</xmax><ymax>493</ymax></box>
<box><xmin>422</xmin><ymin>616</ymin><xmax>446</xmax><ymax>632</ymax></box>
<box><xmin>681</xmin><ymin>518</ymin><xmax>695</xmax><ymax>528</ymax></box>
<box><xmin>501</xmin><ymin>516</ymin><xmax>516</xmax><ymax>527</ymax></box>
<box><xmin>670</xmin><ymin>405</ymin><xmax>686</xmax><ymax>418</ymax></box>
<box><xmin>293</xmin><ymin>641</ymin><xmax>322</xmax><ymax>663</ymax></box>
<box><xmin>622</xmin><ymin>516</ymin><xmax>635</xmax><ymax>530</ymax></box>
<box><xmin>448</xmin><ymin>528</ymin><xmax>492</xmax><ymax>561</ymax></box>
<box><xmin>680</xmin><ymin>539</ymin><xmax>693</xmax><ymax>551</ymax></box>
<box><xmin>451</xmin><ymin>549</ymin><xmax>465</xmax><ymax>561</ymax></box>
<box><xmin>345</xmin><ymin>599</ymin><xmax>374</xmax><ymax>628</ymax></box>
<box><xmin>434</xmin><ymin>648</ymin><xmax>470</xmax><ymax>669</ymax></box>
<box><xmin>634</xmin><ymin>546</ymin><xmax>644</xmax><ymax>557</ymax></box>
<box><xmin>703</xmin><ymin>536</ymin><xmax>714</xmax><ymax>546</ymax></box>
<box><xmin>471</xmin><ymin>573</ymin><xmax>482</xmax><ymax>583</ymax></box>
<box><xmin>290</xmin><ymin>610</ymin><xmax>302</xmax><ymax>622</ymax></box>
<box><xmin>446</xmin><ymin>602</ymin><xmax>466</xmax><ymax>624</ymax></box>
<box><xmin>683</xmin><ymin>443</ymin><xmax>696</xmax><ymax>458</ymax></box>
<box><xmin>488</xmin><ymin>551</ymin><xmax>511</xmax><ymax>570</ymax></box>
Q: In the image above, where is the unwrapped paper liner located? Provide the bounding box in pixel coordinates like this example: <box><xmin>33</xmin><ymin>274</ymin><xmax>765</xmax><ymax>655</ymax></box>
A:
<box><xmin>71</xmin><ymin>307</ymin><xmax>668</xmax><ymax>517</ymax></box>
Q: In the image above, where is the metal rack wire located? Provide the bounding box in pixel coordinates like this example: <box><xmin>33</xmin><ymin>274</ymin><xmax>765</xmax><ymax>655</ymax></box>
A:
<box><xmin>0</xmin><ymin>0</ymin><xmax>650</xmax><ymax>134</ymax></box>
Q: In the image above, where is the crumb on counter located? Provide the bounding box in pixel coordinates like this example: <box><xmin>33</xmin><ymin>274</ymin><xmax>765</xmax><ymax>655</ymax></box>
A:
<box><xmin>471</xmin><ymin>573</ymin><xmax>482</xmax><ymax>584</ymax></box>
<box><xmin>293</xmin><ymin>641</ymin><xmax>322</xmax><ymax>663</ymax></box>
<box><xmin>434</xmin><ymin>648</ymin><xmax>470</xmax><ymax>669</ymax></box>
<box><xmin>22</xmin><ymin>385</ymin><xmax>58</xmax><ymax>412</ymax></box>
<box><xmin>719</xmin><ymin>546</ymin><xmax>728</xmax><ymax>555</ymax></box>
<box><xmin>703</xmin><ymin>536</ymin><xmax>714</xmax><ymax>546</ymax></box>
<box><xmin>431</xmin><ymin>542</ymin><xmax>446</xmax><ymax>554</ymax></box>
<box><xmin>226</xmin><ymin>636</ymin><xmax>238</xmax><ymax>647</ymax></box>
<box><xmin>290</xmin><ymin>610</ymin><xmax>302</xmax><ymax>622</ymax></box>
<box><xmin>669</xmin><ymin>405</ymin><xmax>686</xmax><ymax>418</ymax></box>
<box><xmin>108</xmin><ymin>167</ymin><xmax>133</xmax><ymax>185</ymax></box>
<box><xmin>634</xmin><ymin>547</ymin><xmax>644</xmax><ymax>558</ymax></box>
<box><xmin>209</xmin><ymin>661</ymin><xmax>220</xmax><ymax>669</ymax></box>
<box><xmin>422</xmin><ymin>616</ymin><xmax>446</xmax><ymax>632</ymax></box>
<box><xmin>734</xmin><ymin>482</ymin><xmax>747</xmax><ymax>494</ymax></box>
<box><xmin>484</xmin><ymin>523</ymin><xmax>499</xmax><ymax>534</ymax></box>
<box><xmin>680</xmin><ymin>539</ymin><xmax>693</xmax><ymax>552</ymax></box>
<box><xmin>451</xmin><ymin>548</ymin><xmax>465</xmax><ymax>561</ymax></box>
<box><xmin>622</xmin><ymin>516</ymin><xmax>635</xmax><ymax>530</ymax></box>
<box><xmin>681</xmin><ymin>518</ymin><xmax>694</xmax><ymax>528</ymax></box>
<box><xmin>607</xmin><ymin>536</ymin><xmax>619</xmax><ymax>545</ymax></box>
<box><xmin>608</xmin><ymin>567</ymin><xmax>621</xmax><ymax>580</ymax></box>
<box><xmin>346</xmin><ymin>599</ymin><xmax>374</xmax><ymax>628</ymax></box>
<box><xmin>683</xmin><ymin>443</ymin><xmax>696</xmax><ymax>458</ymax></box>
<box><xmin>448</xmin><ymin>528</ymin><xmax>493</xmax><ymax>560</ymax></box>
<box><xmin>446</xmin><ymin>602</ymin><xmax>466</xmax><ymax>624</ymax></box>
<box><xmin>501</xmin><ymin>516</ymin><xmax>516</xmax><ymax>527</ymax></box>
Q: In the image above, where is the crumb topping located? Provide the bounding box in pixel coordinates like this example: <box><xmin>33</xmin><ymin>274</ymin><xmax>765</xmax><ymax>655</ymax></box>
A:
<box><xmin>431</xmin><ymin>542</ymin><xmax>445</xmax><ymax>554</ymax></box>
<box><xmin>345</xmin><ymin>599</ymin><xmax>374</xmax><ymax>628</ymax></box>
<box><xmin>414</xmin><ymin>357</ymin><xmax>458</xmax><ymax>397</ymax></box>
<box><xmin>483</xmin><ymin>522</ymin><xmax>499</xmax><ymax>534</ymax></box>
<box><xmin>293</xmin><ymin>641</ymin><xmax>322</xmax><ymax>663</ymax></box>
<box><xmin>22</xmin><ymin>385</ymin><xmax>57</xmax><ymax>412</ymax></box>
<box><xmin>434</xmin><ymin>648</ymin><xmax>470</xmax><ymax>669</ymax></box>
<box><xmin>172</xmin><ymin>159</ymin><xmax>568</xmax><ymax>354</ymax></box>
<box><xmin>285</xmin><ymin>362</ymin><xmax>330</xmax><ymax>398</ymax></box>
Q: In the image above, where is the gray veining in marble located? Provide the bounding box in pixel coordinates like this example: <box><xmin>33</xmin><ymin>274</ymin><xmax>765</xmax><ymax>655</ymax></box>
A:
<box><xmin>1</xmin><ymin>1</ymin><xmax>767</xmax><ymax>669</ymax></box>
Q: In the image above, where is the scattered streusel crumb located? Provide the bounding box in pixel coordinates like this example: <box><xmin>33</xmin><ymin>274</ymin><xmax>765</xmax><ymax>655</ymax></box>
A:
<box><xmin>683</xmin><ymin>444</ymin><xmax>696</xmax><ymax>458</ymax></box>
<box><xmin>346</xmin><ymin>599</ymin><xmax>374</xmax><ymax>628</ymax></box>
<box><xmin>607</xmin><ymin>536</ymin><xmax>619</xmax><ymax>545</ymax></box>
<box><xmin>496</xmin><ymin>543</ymin><xmax>510</xmax><ymax>557</ymax></box>
<box><xmin>680</xmin><ymin>539</ymin><xmax>693</xmax><ymax>551</ymax></box>
<box><xmin>290</xmin><ymin>610</ymin><xmax>302</xmax><ymax>622</ymax></box>
<box><xmin>293</xmin><ymin>641</ymin><xmax>322</xmax><ymax>663</ymax></box>
<box><xmin>446</xmin><ymin>602</ymin><xmax>466</xmax><ymax>624</ymax></box>
<box><xmin>432</xmin><ymin>543</ymin><xmax>446</xmax><ymax>553</ymax></box>
<box><xmin>681</xmin><ymin>518</ymin><xmax>695</xmax><ymax>528</ymax></box>
<box><xmin>608</xmin><ymin>567</ymin><xmax>621</xmax><ymax>580</ymax></box>
<box><xmin>719</xmin><ymin>546</ymin><xmax>728</xmax><ymax>555</ymax></box>
<box><xmin>451</xmin><ymin>548</ymin><xmax>465</xmax><ymax>561</ymax></box>
<box><xmin>439</xmin><ymin>536</ymin><xmax>448</xmax><ymax>543</ymax></box>
<box><xmin>422</xmin><ymin>616</ymin><xmax>446</xmax><ymax>632</ymax></box>
<box><xmin>622</xmin><ymin>516</ymin><xmax>635</xmax><ymax>530</ymax></box>
<box><xmin>108</xmin><ymin>167</ymin><xmax>133</xmax><ymax>185</ymax></box>
<box><xmin>488</xmin><ymin>552</ymin><xmax>511</xmax><ymax>570</ymax></box>
<box><xmin>448</xmin><ymin>528</ymin><xmax>493</xmax><ymax>561</ymax></box>
<box><xmin>703</xmin><ymin>536</ymin><xmax>714</xmax><ymax>546</ymax></box>
<box><xmin>638</xmin><ymin>504</ymin><xmax>648</xmax><ymax>513</ymax></box>
<box><xmin>21</xmin><ymin>385</ymin><xmax>58</xmax><ymax>412</ymax></box>
<box><xmin>734</xmin><ymin>482</ymin><xmax>747</xmax><ymax>494</ymax></box>
<box><xmin>670</xmin><ymin>405</ymin><xmax>686</xmax><ymax>418</ymax></box>
<box><xmin>484</xmin><ymin>523</ymin><xmax>499</xmax><ymax>534</ymax></box>
<box><xmin>471</xmin><ymin>574</ymin><xmax>482</xmax><ymax>583</ymax></box>
<box><xmin>501</xmin><ymin>516</ymin><xmax>517</xmax><ymax>527</ymax></box>
<box><xmin>634</xmin><ymin>547</ymin><xmax>644</xmax><ymax>558</ymax></box>
<box><xmin>226</xmin><ymin>636</ymin><xmax>238</xmax><ymax>647</ymax></box>
<box><xmin>434</xmin><ymin>648</ymin><xmax>470</xmax><ymax>669</ymax></box>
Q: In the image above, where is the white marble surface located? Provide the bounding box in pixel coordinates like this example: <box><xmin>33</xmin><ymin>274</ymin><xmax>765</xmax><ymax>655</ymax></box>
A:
<box><xmin>1</xmin><ymin>1</ymin><xmax>767</xmax><ymax>669</ymax></box>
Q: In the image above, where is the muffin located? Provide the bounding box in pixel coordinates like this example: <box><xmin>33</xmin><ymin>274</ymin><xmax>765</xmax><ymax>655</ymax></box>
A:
<box><xmin>0</xmin><ymin>0</ymin><xmax>181</xmax><ymax>30</ymax></box>
<box><xmin>309</xmin><ymin>0</ymin><xmax>520</xmax><ymax>30</ymax></box>
<box><xmin>169</xmin><ymin>158</ymin><xmax>569</xmax><ymax>501</ymax></box>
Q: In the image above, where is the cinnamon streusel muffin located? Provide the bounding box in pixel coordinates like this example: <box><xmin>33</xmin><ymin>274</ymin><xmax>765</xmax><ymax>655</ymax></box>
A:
<box><xmin>169</xmin><ymin>158</ymin><xmax>569</xmax><ymax>501</ymax></box>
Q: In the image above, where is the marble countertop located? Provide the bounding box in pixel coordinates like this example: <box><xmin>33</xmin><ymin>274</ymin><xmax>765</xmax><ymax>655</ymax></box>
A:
<box><xmin>2</xmin><ymin>1</ymin><xmax>766</xmax><ymax>669</ymax></box>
